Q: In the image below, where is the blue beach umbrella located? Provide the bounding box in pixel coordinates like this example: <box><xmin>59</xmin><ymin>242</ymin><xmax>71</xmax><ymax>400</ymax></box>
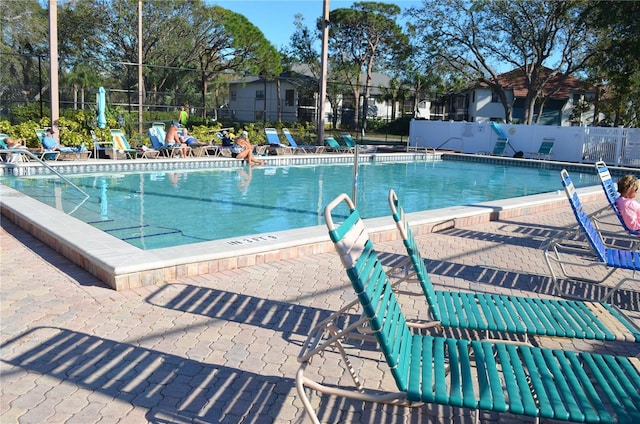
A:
<box><xmin>97</xmin><ymin>87</ymin><xmax>107</xmax><ymax>129</ymax></box>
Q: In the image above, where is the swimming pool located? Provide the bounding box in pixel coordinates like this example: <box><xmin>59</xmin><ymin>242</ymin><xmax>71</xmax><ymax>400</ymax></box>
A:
<box><xmin>0</xmin><ymin>160</ymin><xmax>601</xmax><ymax>250</ymax></box>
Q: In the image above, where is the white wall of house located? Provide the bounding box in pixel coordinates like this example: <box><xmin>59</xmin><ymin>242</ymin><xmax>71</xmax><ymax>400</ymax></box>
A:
<box><xmin>562</xmin><ymin>93</ymin><xmax>597</xmax><ymax>126</ymax></box>
<box><xmin>230</xmin><ymin>80</ymin><xmax>399</xmax><ymax>126</ymax></box>
<box><xmin>415</xmin><ymin>100</ymin><xmax>431</xmax><ymax>119</ymax></box>
<box><xmin>468</xmin><ymin>87</ymin><xmax>514</xmax><ymax>123</ymax></box>
<box><xmin>367</xmin><ymin>97</ymin><xmax>401</xmax><ymax>121</ymax></box>
<box><xmin>229</xmin><ymin>79</ymin><xmax>299</xmax><ymax>123</ymax></box>
<box><xmin>462</xmin><ymin>87</ymin><xmax>597</xmax><ymax>126</ymax></box>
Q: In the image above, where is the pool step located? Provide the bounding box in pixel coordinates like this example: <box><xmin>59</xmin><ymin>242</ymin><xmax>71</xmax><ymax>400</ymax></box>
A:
<box><xmin>88</xmin><ymin>220</ymin><xmax>205</xmax><ymax>247</ymax></box>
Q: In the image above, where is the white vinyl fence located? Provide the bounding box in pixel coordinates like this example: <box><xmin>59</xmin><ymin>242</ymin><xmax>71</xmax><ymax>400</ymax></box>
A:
<box><xmin>409</xmin><ymin>120</ymin><xmax>640</xmax><ymax>166</ymax></box>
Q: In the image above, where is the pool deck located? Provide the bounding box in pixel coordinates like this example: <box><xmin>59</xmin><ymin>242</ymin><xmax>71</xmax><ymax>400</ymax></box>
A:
<box><xmin>1</xmin><ymin>186</ymin><xmax>639</xmax><ymax>423</ymax></box>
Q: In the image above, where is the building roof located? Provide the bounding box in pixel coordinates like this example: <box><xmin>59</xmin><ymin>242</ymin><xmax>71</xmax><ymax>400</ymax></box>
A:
<box><xmin>478</xmin><ymin>67</ymin><xmax>594</xmax><ymax>99</ymax></box>
<box><xmin>230</xmin><ymin>63</ymin><xmax>392</xmax><ymax>95</ymax></box>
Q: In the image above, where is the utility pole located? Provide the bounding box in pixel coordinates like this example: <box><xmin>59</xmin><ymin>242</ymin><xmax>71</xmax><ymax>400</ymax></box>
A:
<box><xmin>138</xmin><ymin>0</ymin><xmax>143</xmax><ymax>136</ymax></box>
<box><xmin>48</xmin><ymin>0</ymin><xmax>59</xmax><ymax>138</ymax></box>
<box><xmin>317</xmin><ymin>0</ymin><xmax>329</xmax><ymax>145</ymax></box>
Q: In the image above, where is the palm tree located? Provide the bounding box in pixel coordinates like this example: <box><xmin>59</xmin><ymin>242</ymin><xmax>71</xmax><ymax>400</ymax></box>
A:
<box><xmin>375</xmin><ymin>77</ymin><xmax>407</xmax><ymax>121</ymax></box>
<box><xmin>64</xmin><ymin>64</ymin><xmax>99</xmax><ymax>110</ymax></box>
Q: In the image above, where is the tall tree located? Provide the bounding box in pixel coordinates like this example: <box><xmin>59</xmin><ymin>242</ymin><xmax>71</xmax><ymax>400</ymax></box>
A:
<box><xmin>583</xmin><ymin>1</ymin><xmax>640</xmax><ymax>127</ymax></box>
<box><xmin>51</xmin><ymin>0</ymin><xmax>281</xmax><ymax>118</ymax></box>
<box><xmin>192</xmin><ymin>4</ymin><xmax>281</xmax><ymax>118</ymax></box>
<box><xmin>375</xmin><ymin>77</ymin><xmax>407</xmax><ymax>120</ymax></box>
<box><xmin>0</xmin><ymin>0</ymin><xmax>49</xmax><ymax>102</ymax></box>
<box><xmin>328</xmin><ymin>1</ymin><xmax>408</xmax><ymax>130</ymax></box>
<box><xmin>407</xmin><ymin>0</ymin><xmax>594</xmax><ymax>124</ymax></box>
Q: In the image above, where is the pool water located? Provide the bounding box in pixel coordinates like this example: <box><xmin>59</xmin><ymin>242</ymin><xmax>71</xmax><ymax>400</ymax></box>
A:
<box><xmin>1</xmin><ymin>161</ymin><xmax>600</xmax><ymax>249</ymax></box>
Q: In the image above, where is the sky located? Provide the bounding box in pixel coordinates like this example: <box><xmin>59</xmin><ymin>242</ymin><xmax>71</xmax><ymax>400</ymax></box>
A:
<box><xmin>212</xmin><ymin>0</ymin><xmax>422</xmax><ymax>50</ymax></box>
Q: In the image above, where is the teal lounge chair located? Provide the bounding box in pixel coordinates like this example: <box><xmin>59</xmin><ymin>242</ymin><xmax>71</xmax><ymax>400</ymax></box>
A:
<box><xmin>324</xmin><ymin>136</ymin><xmax>353</xmax><ymax>153</ymax></box>
<box><xmin>527</xmin><ymin>138</ymin><xmax>554</xmax><ymax>160</ymax></box>
<box><xmin>480</xmin><ymin>138</ymin><xmax>509</xmax><ymax>156</ymax></box>
<box><xmin>296</xmin><ymin>192</ymin><xmax>640</xmax><ymax>423</ymax></box>
<box><xmin>36</xmin><ymin>128</ymin><xmax>90</xmax><ymax>160</ymax></box>
<box><xmin>341</xmin><ymin>132</ymin><xmax>356</xmax><ymax>148</ymax></box>
<box><xmin>544</xmin><ymin>169</ymin><xmax>640</xmax><ymax>302</ymax></box>
<box><xmin>388</xmin><ymin>189</ymin><xmax>640</xmax><ymax>342</ymax></box>
<box><xmin>110</xmin><ymin>129</ymin><xmax>142</xmax><ymax>159</ymax></box>
<box><xmin>0</xmin><ymin>134</ymin><xmax>9</xmax><ymax>162</ymax></box>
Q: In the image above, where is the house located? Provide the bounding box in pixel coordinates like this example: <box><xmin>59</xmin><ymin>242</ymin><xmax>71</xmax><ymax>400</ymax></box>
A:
<box><xmin>226</xmin><ymin>64</ymin><xmax>401</xmax><ymax>126</ymax></box>
<box><xmin>446</xmin><ymin>67</ymin><xmax>597</xmax><ymax>126</ymax></box>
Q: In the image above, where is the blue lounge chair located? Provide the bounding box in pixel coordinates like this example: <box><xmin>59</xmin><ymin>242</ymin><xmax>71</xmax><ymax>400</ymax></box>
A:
<box><xmin>208</xmin><ymin>133</ymin><xmax>233</xmax><ymax>157</ymax></box>
<box><xmin>282</xmin><ymin>128</ymin><xmax>324</xmax><ymax>154</ymax></box>
<box><xmin>544</xmin><ymin>169</ymin><xmax>640</xmax><ymax>302</ymax></box>
<box><xmin>595</xmin><ymin>161</ymin><xmax>640</xmax><ymax>237</ymax></box>
<box><xmin>264</xmin><ymin>127</ymin><xmax>292</xmax><ymax>155</ymax></box>
<box><xmin>388</xmin><ymin>189</ymin><xmax>640</xmax><ymax>342</ymax></box>
<box><xmin>148</xmin><ymin>127</ymin><xmax>185</xmax><ymax>157</ymax></box>
<box><xmin>296</xmin><ymin>192</ymin><xmax>640</xmax><ymax>423</ymax></box>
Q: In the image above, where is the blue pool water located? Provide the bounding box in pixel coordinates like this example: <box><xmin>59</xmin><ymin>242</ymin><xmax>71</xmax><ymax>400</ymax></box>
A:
<box><xmin>1</xmin><ymin>161</ymin><xmax>600</xmax><ymax>249</ymax></box>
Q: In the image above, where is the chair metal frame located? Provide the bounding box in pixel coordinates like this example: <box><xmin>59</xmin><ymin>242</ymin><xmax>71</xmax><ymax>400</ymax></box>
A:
<box><xmin>544</xmin><ymin>169</ymin><xmax>640</xmax><ymax>303</ymax></box>
<box><xmin>324</xmin><ymin>136</ymin><xmax>353</xmax><ymax>153</ymax></box>
<box><xmin>296</xmin><ymin>192</ymin><xmax>640</xmax><ymax>424</ymax></box>
<box><xmin>282</xmin><ymin>128</ymin><xmax>324</xmax><ymax>154</ymax></box>
<box><xmin>264</xmin><ymin>127</ymin><xmax>293</xmax><ymax>155</ymax></box>
<box><xmin>388</xmin><ymin>188</ymin><xmax>640</xmax><ymax>342</ymax></box>
<box><xmin>595</xmin><ymin>161</ymin><xmax>640</xmax><ymax>237</ymax></box>
<box><xmin>526</xmin><ymin>138</ymin><xmax>555</xmax><ymax>160</ymax></box>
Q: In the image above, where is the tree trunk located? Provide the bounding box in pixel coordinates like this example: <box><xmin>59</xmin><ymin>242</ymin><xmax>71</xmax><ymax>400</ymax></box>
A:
<box><xmin>276</xmin><ymin>78</ymin><xmax>281</xmax><ymax>122</ymax></box>
<box><xmin>535</xmin><ymin>98</ymin><xmax>546</xmax><ymax>124</ymax></box>
<box><xmin>73</xmin><ymin>84</ymin><xmax>78</xmax><ymax>110</ymax></box>
<box><xmin>352</xmin><ymin>88</ymin><xmax>360</xmax><ymax>130</ymax></box>
<box><xmin>523</xmin><ymin>92</ymin><xmax>538</xmax><ymax>125</ymax></box>
<box><xmin>201</xmin><ymin>71</ymin><xmax>207</xmax><ymax>119</ymax></box>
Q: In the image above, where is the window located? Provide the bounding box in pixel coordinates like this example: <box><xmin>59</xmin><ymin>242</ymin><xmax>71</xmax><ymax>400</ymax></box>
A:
<box><xmin>230</xmin><ymin>90</ymin><xmax>237</xmax><ymax>101</ymax></box>
<box><xmin>256</xmin><ymin>90</ymin><xmax>264</xmax><ymax>100</ymax></box>
<box><xmin>573</xmin><ymin>93</ymin><xmax>583</xmax><ymax>103</ymax></box>
<box><xmin>491</xmin><ymin>91</ymin><xmax>500</xmax><ymax>103</ymax></box>
<box><xmin>285</xmin><ymin>89</ymin><xmax>295</xmax><ymax>107</ymax></box>
<box><xmin>255</xmin><ymin>111</ymin><xmax>264</xmax><ymax>121</ymax></box>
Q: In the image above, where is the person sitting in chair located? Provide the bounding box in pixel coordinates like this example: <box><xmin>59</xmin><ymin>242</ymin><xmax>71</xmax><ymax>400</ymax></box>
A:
<box><xmin>42</xmin><ymin>128</ymin><xmax>85</xmax><ymax>152</ymax></box>
<box><xmin>232</xmin><ymin>131</ymin><xmax>265</xmax><ymax>166</ymax></box>
<box><xmin>5</xmin><ymin>137</ymin><xmax>28</xmax><ymax>163</ymax></box>
<box><xmin>165</xmin><ymin>122</ymin><xmax>189</xmax><ymax>158</ymax></box>
<box><xmin>220</xmin><ymin>130</ymin><xmax>233</xmax><ymax>146</ymax></box>
<box><xmin>179</xmin><ymin>128</ymin><xmax>208</xmax><ymax>148</ymax></box>
<box><xmin>615</xmin><ymin>174</ymin><xmax>640</xmax><ymax>230</ymax></box>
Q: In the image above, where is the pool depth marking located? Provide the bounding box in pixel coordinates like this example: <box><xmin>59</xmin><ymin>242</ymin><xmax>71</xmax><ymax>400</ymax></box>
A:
<box><xmin>227</xmin><ymin>235</ymin><xmax>280</xmax><ymax>246</ymax></box>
